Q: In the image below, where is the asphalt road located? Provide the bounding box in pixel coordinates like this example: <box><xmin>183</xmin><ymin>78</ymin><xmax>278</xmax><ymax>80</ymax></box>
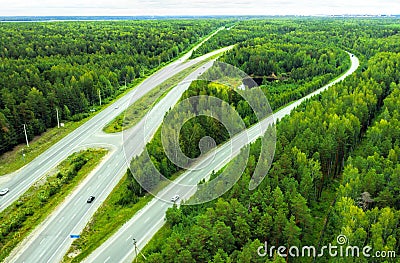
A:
<box><xmin>84</xmin><ymin>53</ymin><xmax>359</xmax><ymax>263</ymax></box>
<box><xmin>0</xmin><ymin>26</ymin><xmax>225</xmax><ymax>213</ymax></box>
<box><xmin>4</xmin><ymin>43</ymin><xmax>232</xmax><ymax>263</ymax></box>
<box><xmin>6</xmin><ymin>56</ymin><xmax>231</xmax><ymax>263</ymax></box>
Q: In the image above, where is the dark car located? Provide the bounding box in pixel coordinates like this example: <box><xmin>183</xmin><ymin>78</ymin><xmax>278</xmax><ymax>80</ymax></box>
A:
<box><xmin>87</xmin><ymin>196</ymin><xmax>95</xmax><ymax>203</ymax></box>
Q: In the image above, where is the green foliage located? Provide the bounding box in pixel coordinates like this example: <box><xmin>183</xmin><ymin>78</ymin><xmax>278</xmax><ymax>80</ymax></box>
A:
<box><xmin>0</xmin><ymin>20</ymin><xmax>224</xmax><ymax>154</ymax></box>
<box><xmin>192</xmin><ymin>18</ymin><xmax>400</xmax><ymax>61</ymax></box>
<box><xmin>140</xmin><ymin>18</ymin><xmax>400</xmax><ymax>262</ymax></box>
<box><xmin>130</xmin><ymin>54</ymin><xmax>347</xmax><ymax>194</ymax></box>
<box><xmin>103</xmin><ymin>59</ymin><xmax>211</xmax><ymax>133</ymax></box>
<box><xmin>323</xmin><ymin>82</ymin><xmax>400</xmax><ymax>259</ymax></box>
<box><xmin>0</xmin><ymin>149</ymin><xmax>107</xmax><ymax>262</ymax></box>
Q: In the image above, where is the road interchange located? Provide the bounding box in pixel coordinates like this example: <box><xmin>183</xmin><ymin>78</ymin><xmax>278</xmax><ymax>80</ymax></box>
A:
<box><xmin>84</xmin><ymin>53</ymin><xmax>359</xmax><ymax>263</ymax></box>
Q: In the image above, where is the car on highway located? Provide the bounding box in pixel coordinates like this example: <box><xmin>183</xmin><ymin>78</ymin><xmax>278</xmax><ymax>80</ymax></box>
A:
<box><xmin>0</xmin><ymin>188</ymin><xmax>9</xmax><ymax>196</ymax></box>
<box><xmin>171</xmin><ymin>194</ymin><xmax>180</xmax><ymax>202</ymax></box>
<box><xmin>87</xmin><ymin>195</ymin><xmax>95</xmax><ymax>203</ymax></box>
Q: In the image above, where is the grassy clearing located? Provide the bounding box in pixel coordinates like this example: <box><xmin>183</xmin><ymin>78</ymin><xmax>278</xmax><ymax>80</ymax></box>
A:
<box><xmin>103</xmin><ymin>59</ymin><xmax>210</xmax><ymax>133</ymax></box>
<box><xmin>0</xmin><ymin>149</ymin><xmax>108</xmax><ymax>262</ymax></box>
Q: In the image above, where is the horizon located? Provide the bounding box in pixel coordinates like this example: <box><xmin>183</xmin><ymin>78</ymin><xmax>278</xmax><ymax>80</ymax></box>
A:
<box><xmin>0</xmin><ymin>14</ymin><xmax>399</xmax><ymax>21</ymax></box>
<box><xmin>1</xmin><ymin>14</ymin><xmax>399</xmax><ymax>23</ymax></box>
<box><xmin>1</xmin><ymin>0</ymin><xmax>400</xmax><ymax>17</ymax></box>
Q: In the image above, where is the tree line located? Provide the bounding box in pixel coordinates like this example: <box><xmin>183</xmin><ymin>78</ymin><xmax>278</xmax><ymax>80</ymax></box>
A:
<box><xmin>324</xmin><ymin>53</ymin><xmax>400</xmax><ymax>259</ymax></box>
<box><xmin>0</xmin><ymin>19</ymin><xmax>225</xmax><ymax>154</ymax></box>
<box><xmin>136</xmin><ymin>19</ymin><xmax>400</xmax><ymax>262</ymax></box>
<box><xmin>128</xmin><ymin>33</ymin><xmax>349</xmax><ymax>192</ymax></box>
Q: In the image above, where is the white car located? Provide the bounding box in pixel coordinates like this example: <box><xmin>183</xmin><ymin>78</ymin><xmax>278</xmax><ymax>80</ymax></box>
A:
<box><xmin>171</xmin><ymin>195</ymin><xmax>180</xmax><ymax>202</ymax></box>
<box><xmin>0</xmin><ymin>188</ymin><xmax>9</xmax><ymax>196</ymax></box>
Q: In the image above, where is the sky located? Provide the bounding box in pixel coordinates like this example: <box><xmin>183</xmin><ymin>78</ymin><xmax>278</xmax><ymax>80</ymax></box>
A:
<box><xmin>0</xmin><ymin>0</ymin><xmax>399</xmax><ymax>16</ymax></box>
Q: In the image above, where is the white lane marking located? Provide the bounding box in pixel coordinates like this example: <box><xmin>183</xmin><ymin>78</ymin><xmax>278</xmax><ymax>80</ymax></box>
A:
<box><xmin>144</xmin><ymin>217</ymin><xmax>151</xmax><ymax>223</ymax></box>
<box><xmin>34</xmin><ymin>50</ymin><xmax>230</xmax><ymax>262</ymax></box>
<box><xmin>40</xmin><ymin>238</ymin><xmax>46</xmax><ymax>245</ymax></box>
<box><xmin>126</xmin><ymin>234</ymin><xmax>132</xmax><ymax>242</ymax></box>
<box><xmin>115</xmin><ymin>163</ymin><xmax>118</xmax><ymax>167</ymax></box>
<box><xmin>58</xmin><ymin>230</ymin><xmax>62</xmax><ymax>236</ymax></box>
<box><xmin>71</xmin><ymin>213</ymin><xmax>76</xmax><ymax>220</ymax></box>
<box><xmin>188</xmin><ymin>177</ymin><xmax>194</xmax><ymax>183</ymax></box>
<box><xmin>74</xmin><ymin>198</ymin><xmax>81</xmax><ymax>206</ymax></box>
<box><xmin>50</xmin><ymin>164</ymin><xmax>127</xmax><ymax>263</ymax></box>
<box><xmin>119</xmin><ymin>216</ymin><xmax>166</xmax><ymax>263</ymax></box>
<box><xmin>59</xmin><ymin>217</ymin><xmax>64</xmax><ymax>223</ymax></box>
<box><xmin>87</xmin><ymin>187</ymin><xmax>91</xmax><ymax>192</ymax></box>
<box><xmin>39</xmin><ymin>249</ymin><xmax>47</xmax><ymax>259</ymax></box>
<box><xmin>96</xmin><ymin>184</ymin><xmax>101</xmax><ymax>190</ymax></box>
<box><xmin>104</xmin><ymin>256</ymin><xmax>111</xmax><ymax>263</ymax></box>
<box><xmin>160</xmin><ymin>203</ymin><xmax>165</xmax><ymax>207</ymax></box>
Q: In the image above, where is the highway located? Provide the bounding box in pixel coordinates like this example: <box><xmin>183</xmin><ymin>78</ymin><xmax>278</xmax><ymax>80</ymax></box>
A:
<box><xmin>0</xmin><ymin>26</ymin><xmax>225</xmax><ymax>213</ymax></box>
<box><xmin>3</xmin><ymin>38</ymin><xmax>233</xmax><ymax>263</ymax></box>
<box><xmin>84</xmin><ymin>53</ymin><xmax>359</xmax><ymax>263</ymax></box>
<box><xmin>6</xmin><ymin>54</ymin><xmax>232</xmax><ymax>263</ymax></box>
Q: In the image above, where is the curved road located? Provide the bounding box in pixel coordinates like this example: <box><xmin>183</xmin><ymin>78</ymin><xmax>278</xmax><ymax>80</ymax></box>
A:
<box><xmin>84</xmin><ymin>53</ymin><xmax>359</xmax><ymax>263</ymax></box>
<box><xmin>4</xmin><ymin>36</ymin><xmax>233</xmax><ymax>263</ymax></box>
<box><xmin>0</xmin><ymin>27</ymin><xmax>225</xmax><ymax>213</ymax></box>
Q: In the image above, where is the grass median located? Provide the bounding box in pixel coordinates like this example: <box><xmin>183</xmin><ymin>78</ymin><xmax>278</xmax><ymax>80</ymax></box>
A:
<box><xmin>63</xmin><ymin>53</ymin><xmax>353</xmax><ymax>262</ymax></box>
<box><xmin>63</xmin><ymin>168</ymin><xmax>185</xmax><ymax>263</ymax></box>
<box><xmin>0</xmin><ymin>148</ymin><xmax>108</xmax><ymax>262</ymax></box>
<box><xmin>103</xmin><ymin>59</ymin><xmax>211</xmax><ymax>134</ymax></box>
<box><xmin>63</xmin><ymin>58</ymin><xmax>222</xmax><ymax>263</ymax></box>
<box><xmin>0</xmin><ymin>33</ymin><xmax>215</xmax><ymax>178</ymax></box>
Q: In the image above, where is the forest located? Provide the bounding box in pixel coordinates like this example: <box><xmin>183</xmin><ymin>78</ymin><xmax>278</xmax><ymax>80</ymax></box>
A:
<box><xmin>0</xmin><ymin>19</ymin><xmax>225</xmax><ymax>154</ymax></box>
<box><xmin>128</xmin><ymin>20</ymin><xmax>350</xmax><ymax>192</ymax></box>
<box><xmin>125</xmin><ymin>18</ymin><xmax>400</xmax><ymax>262</ymax></box>
<box><xmin>2</xmin><ymin>17</ymin><xmax>400</xmax><ymax>262</ymax></box>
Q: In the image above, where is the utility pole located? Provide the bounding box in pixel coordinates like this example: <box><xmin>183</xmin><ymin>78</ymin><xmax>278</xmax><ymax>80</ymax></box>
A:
<box><xmin>133</xmin><ymin>238</ymin><xmax>146</xmax><ymax>262</ymax></box>
<box><xmin>56</xmin><ymin>107</ymin><xmax>60</xmax><ymax>128</ymax></box>
<box><xmin>23</xmin><ymin>124</ymin><xmax>29</xmax><ymax>147</ymax></box>
<box><xmin>98</xmin><ymin>89</ymin><xmax>102</xmax><ymax>106</ymax></box>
